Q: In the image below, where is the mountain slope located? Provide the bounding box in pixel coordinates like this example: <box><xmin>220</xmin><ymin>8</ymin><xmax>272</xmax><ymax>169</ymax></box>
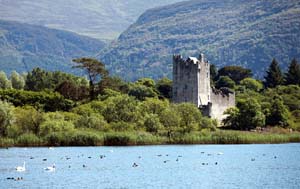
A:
<box><xmin>0</xmin><ymin>0</ymin><xmax>182</xmax><ymax>41</ymax></box>
<box><xmin>0</xmin><ymin>20</ymin><xmax>105</xmax><ymax>74</ymax></box>
<box><xmin>99</xmin><ymin>0</ymin><xmax>300</xmax><ymax>80</ymax></box>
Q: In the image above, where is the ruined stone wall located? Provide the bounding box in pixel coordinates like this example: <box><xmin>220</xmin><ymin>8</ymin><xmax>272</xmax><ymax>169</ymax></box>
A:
<box><xmin>210</xmin><ymin>90</ymin><xmax>235</xmax><ymax>122</ymax></box>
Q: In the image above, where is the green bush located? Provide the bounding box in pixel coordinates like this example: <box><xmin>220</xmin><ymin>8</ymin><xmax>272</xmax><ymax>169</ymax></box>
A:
<box><xmin>6</xmin><ymin>125</ymin><xmax>22</xmax><ymax>138</ymax></box>
<box><xmin>45</xmin><ymin>132</ymin><xmax>68</xmax><ymax>146</ymax></box>
<box><xmin>104</xmin><ymin>133</ymin><xmax>135</xmax><ymax>146</ymax></box>
<box><xmin>110</xmin><ymin>121</ymin><xmax>135</xmax><ymax>132</ymax></box>
<box><xmin>40</xmin><ymin>120</ymin><xmax>75</xmax><ymax>136</ymax></box>
<box><xmin>200</xmin><ymin>117</ymin><xmax>217</xmax><ymax>131</ymax></box>
<box><xmin>76</xmin><ymin>113</ymin><xmax>108</xmax><ymax>131</ymax></box>
<box><xmin>0</xmin><ymin>89</ymin><xmax>74</xmax><ymax>111</ymax></box>
<box><xmin>69</xmin><ymin>132</ymin><xmax>103</xmax><ymax>146</ymax></box>
<box><xmin>16</xmin><ymin>133</ymin><xmax>42</xmax><ymax>146</ymax></box>
<box><xmin>13</xmin><ymin>106</ymin><xmax>43</xmax><ymax>135</ymax></box>
<box><xmin>135</xmin><ymin>132</ymin><xmax>166</xmax><ymax>145</ymax></box>
<box><xmin>144</xmin><ymin>114</ymin><xmax>163</xmax><ymax>134</ymax></box>
<box><xmin>0</xmin><ymin>137</ymin><xmax>14</xmax><ymax>147</ymax></box>
<box><xmin>0</xmin><ymin>100</ymin><xmax>14</xmax><ymax>136</ymax></box>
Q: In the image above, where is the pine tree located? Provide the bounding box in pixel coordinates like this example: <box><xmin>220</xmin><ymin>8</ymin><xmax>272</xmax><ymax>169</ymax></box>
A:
<box><xmin>285</xmin><ymin>58</ymin><xmax>300</xmax><ymax>85</ymax></box>
<box><xmin>264</xmin><ymin>59</ymin><xmax>283</xmax><ymax>88</ymax></box>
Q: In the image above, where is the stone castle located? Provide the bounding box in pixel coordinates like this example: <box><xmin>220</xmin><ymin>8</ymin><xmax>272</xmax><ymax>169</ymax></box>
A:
<box><xmin>172</xmin><ymin>54</ymin><xmax>235</xmax><ymax>122</ymax></box>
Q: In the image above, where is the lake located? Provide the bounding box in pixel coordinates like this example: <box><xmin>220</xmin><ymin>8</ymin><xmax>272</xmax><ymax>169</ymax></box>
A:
<box><xmin>1</xmin><ymin>144</ymin><xmax>300</xmax><ymax>189</ymax></box>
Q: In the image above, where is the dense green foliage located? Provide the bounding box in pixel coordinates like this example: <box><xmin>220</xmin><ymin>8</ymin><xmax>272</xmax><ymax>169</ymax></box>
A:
<box><xmin>1</xmin><ymin>57</ymin><xmax>300</xmax><ymax>147</ymax></box>
<box><xmin>221</xmin><ymin>59</ymin><xmax>300</xmax><ymax>131</ymax></box>
<box><xmin>0</xmin><ymin>89</ymin><xmax>74</xmax><ymax>112</ymax></box>
<box><xmin>215</xmin><ymin>76</ymin><xmax>235</xmax><ymax>89</ymax></box>
<box><xmin>217</xmin><ymin>66</ymin><xmax>252</xmax><ymax>84</ymax></box>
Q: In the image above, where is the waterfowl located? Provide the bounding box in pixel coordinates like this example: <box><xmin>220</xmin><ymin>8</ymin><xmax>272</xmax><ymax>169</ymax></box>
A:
<box><xmin>44</xmin><ymin>164</ymin><xmax>56</xmax><ymax>171</ymax></box>
<box><xmin>100</xmin><ymin>155</ymin><xmax>105</xmax><ymax>159</ymax></box>
<box><xmin>132</xmin><ymin>163</ymin><xmax>138</xmax><ymax>167</ymax></box>
<box><xmin>15</xmin><ymin>162</ymin><xmax>26</xmax><ymax>172</ymax></box>
<box><xmin>14</xmin><ymin>177</ymin><xmax>23</xmax><ymax>181</ymax></box>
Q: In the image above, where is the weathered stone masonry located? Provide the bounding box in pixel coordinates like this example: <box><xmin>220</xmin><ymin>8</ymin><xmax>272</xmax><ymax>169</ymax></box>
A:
<box><xmin>172</xmin><ymin>54</ymin><xmax>235</xmax><ymax>122</ymax></box>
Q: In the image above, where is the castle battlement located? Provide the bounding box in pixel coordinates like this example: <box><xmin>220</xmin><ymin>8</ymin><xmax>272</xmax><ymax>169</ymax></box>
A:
<box><xmin>172</xmin><ymin>53</ymin><xmax>235</xmax><ymax>122</ymax></box>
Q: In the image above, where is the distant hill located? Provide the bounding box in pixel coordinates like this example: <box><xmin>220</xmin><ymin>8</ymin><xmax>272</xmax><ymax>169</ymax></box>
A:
<box><xmin>99</xmin><ymin>0</ymin><xmax>300</xmax><ymax>81</ymax></box>
<box><xmin>0</xmin><ymin>0</ymin><xmax>182</xmax><ymax>41</ymax></box>
<box><xmin>0</xmin><ymin>20</ymin><xmax>105</xmax><ymax>75</ymax></box>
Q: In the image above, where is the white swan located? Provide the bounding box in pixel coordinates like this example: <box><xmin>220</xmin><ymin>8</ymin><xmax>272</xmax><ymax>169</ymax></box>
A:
<box><xmin>44</xmin><ymin>164</ymin><xmax>56</xmax><ymax>171</ymax></box>
<box><xmin>16</xmin><ymin>162</ymin><xmax>26</xmax><ymax>172</ymax></box>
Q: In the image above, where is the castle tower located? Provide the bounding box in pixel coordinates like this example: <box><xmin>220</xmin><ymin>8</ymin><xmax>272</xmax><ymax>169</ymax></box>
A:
<box><xmin>172</xmin><ymin>53</ymin><xmax>235</xmax><ymax>122</ymax></box>
<box><xmin>172</xmin><ymin>54</ymin><xmax>211</xmax><ymax>107</ymax></box>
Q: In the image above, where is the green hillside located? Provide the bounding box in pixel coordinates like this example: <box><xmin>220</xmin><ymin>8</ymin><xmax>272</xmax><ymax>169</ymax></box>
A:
<box><xmin>0</xmin><ymin>20</ymin><xmax>105</xmax><ymax>75</ymax></box>
<box><xmin>0</xmin><ymin>0</ymin><xmax>182</xmax><ymax>41</ymax></box>
<box><xmin>99</xmin><ymin>0</ymin><xmax>300</xmax><ymax>80</ymax></box>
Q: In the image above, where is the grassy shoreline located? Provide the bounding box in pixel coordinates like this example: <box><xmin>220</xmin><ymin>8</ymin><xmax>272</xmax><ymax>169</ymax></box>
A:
<box><xmin>1</xmin><ymin>130</ymin><xmax>299</xmax><ymax>147</ymax></box>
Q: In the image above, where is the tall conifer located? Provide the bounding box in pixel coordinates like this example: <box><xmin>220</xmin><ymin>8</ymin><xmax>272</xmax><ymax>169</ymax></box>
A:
<box><xmin>264</xmin><ymin>59</ymin><xmax>283</xmax><ymax>88</ymax></box>
<box><xmin>285</xmin><ymin>58</ymin><xmax>300</xmax><ymax>85</ymax></box>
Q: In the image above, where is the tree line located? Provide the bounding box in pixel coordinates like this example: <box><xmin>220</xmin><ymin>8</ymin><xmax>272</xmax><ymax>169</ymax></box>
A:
<box><xmin>210</xmin><ymin>58</ymin><xmax>300</xmax><ymax>131</ymax></box>
<box><xmin>0</xmin><ymin>57</ymin><xmax>299</xmax><ymax>146</ymax></box>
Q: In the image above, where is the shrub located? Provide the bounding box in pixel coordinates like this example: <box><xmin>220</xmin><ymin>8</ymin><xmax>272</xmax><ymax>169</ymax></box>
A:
<box><xmin>13</xmin><ymin>106</ymin><xmax>43</xmax><ymax>135</ymax></box>
<box><xmin>45</xmin><ymin>132</ymin><xmax>68</xmax><ymax>146</ymax></box>
<box><xmin>110</xmin><ymin>122</ymin><xmax>134</xmax><ymax>132</ymax></box>
<box><xmin>135</xmin><ymin>132</ymin><xmax>166</xmax><ymax>145</ymax></box>
<box><xmin>0</xmin><ymin>100</ymin><xmax>14</xmax><ymax>136</ymax></box>
<box><xmin>0</xmin><ymin>138</ymin><xmax>14</xmax><ymax>147</ymax></box>
<box><xmin>102</xmin><ymin>94</ymin><xmax>140</xmax><ymax>123</ymax></box>
<box><xmin>16</xmin><ymin>133</ymin><xmax>42</xmax><ymax>146</ymax></box>
<box><xmin>200</xmin><ymin>117</ymin><xmax>217</xmax><ymax>131</ymax></box>
<box><xmin>144</xmin><ymin>114</ymin><xmax>163</xmax><ymax>134</ymax></box>
<box><xmin>6</xmin><ymin>125</ymin><xmax>22</xmax><ymax>138</ymax></box>
<box><xmin>0</xmin><ymin>89</ymin><xmax>74</xmax><ymax>111</ymax></box>
<box><xmin>76</xmin><ymin>113</ymin><xmax>108</xmax><ymax>131</ymax></box>
<box><xmin>40</xmin><ymin>120</ymin><xmax>74</xmax><ymax>136</ymax></box>
<box><xmin>104</xmin><ymin>133</ymin><xmax>135</xmax><ymax>146</ymax></box>
<box><xmin>69</xmin><ymin>132</ymin><xmax>103</xmax><ymax>146</ymax></box>
<box><xmin>240</xmin><ymin>78</ymin><xmax>263</xmax><ymax>92</ymax></box>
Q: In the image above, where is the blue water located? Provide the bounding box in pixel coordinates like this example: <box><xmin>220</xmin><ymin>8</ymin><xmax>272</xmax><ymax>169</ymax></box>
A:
<box><xmin>0</xmin><ymin>144</ymin><xmax>300</xmax><ymax>189</ymax></box>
